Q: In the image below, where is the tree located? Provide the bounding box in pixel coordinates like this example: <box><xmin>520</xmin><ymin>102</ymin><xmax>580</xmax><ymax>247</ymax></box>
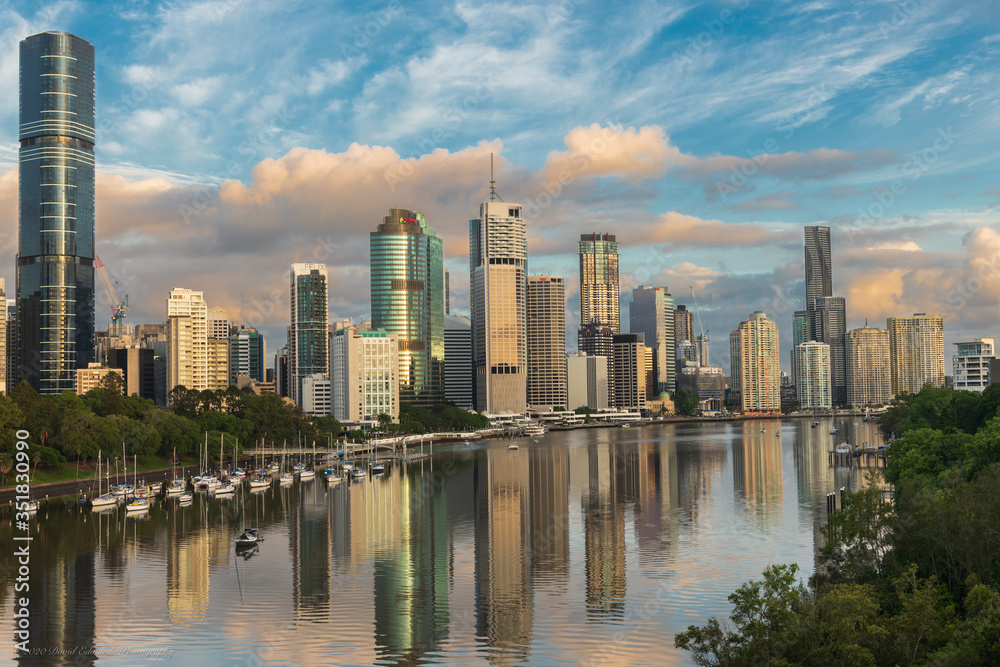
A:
<box><xmin>675</xmin><ymin>564</ymin><xmax>808</xmax><ymax>666</ymax></box>
<box><xmin>146</xmin><ymin>409</ymin><xmax>201</xmax><ymax>458</ymax></box>
<box><xmin>0</xmin><ymin>393</ymin><xmax>24</xmax><ymax>452</ymax></box>
<box><xmin>56</xmin><ymin>412</ymin><xmax>121</xmax><ymax>460</ymax></box>
<box><xmin>314</xmin><ymin>415</ymin><xmax>342</xmax><ymax>440</ymax></box>
<box><xmin>109</xmin><ymin>415</ymin><xmax>162</xmax><ymax>456</ymax></box>
<box><xmin>675</xmin><ymin>389</ymin><xmax>700</xmax><ymax>416</ymax></box>
<box><xmin>815</xmin><ymin>472</ymin><xmax>893</xmax><ymax>586</ymax></box>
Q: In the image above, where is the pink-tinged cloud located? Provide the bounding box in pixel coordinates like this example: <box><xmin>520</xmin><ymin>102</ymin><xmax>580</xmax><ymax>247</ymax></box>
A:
<box><xmin>615</xmin><ymin>211</ymin><xmax>794</xmax><ymax>248</ymax></box>
<box><xmin>538</xmin><ymin>123</ymin><xmax>896</xmax><ymax>187</ymax></box>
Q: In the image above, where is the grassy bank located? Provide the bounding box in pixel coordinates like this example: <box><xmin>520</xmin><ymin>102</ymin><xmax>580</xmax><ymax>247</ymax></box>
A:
<box><xmin>2</xmin><ymin>455</ymin><xmax>202</xmax><ymax>489</ymax></box>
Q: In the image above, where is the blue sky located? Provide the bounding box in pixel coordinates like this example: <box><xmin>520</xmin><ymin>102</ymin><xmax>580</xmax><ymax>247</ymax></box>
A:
<box><xmin>1</xmin><ymin>0</ymin><xmax>999</xmax><ymax>372</ymax></box>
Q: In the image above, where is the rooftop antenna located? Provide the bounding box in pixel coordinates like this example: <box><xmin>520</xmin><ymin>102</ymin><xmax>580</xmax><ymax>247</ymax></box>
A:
<box><xmin>489</xmin><ymin>153</ymin><xmax>504</xmax><ymax>202</ymax></box>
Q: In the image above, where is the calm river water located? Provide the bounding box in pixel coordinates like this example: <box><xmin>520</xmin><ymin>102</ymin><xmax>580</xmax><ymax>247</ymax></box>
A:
<box><xmin>2</xmin><ymin>417</ymin><xmax>882</xmax><ymax>666</ymax></box>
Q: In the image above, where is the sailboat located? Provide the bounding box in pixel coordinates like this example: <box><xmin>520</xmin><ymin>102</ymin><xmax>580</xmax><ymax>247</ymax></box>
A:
<box><xmin>166</xmin><ymin>447</ymin><xmax>186</xmax><ymax>496</ymax></box>
<box><xmin>125</xmin><ymin>455</ymin><xmax>149</xmax><ymax>513</ymax></box>
<box><xmin>91</xmin><ymin>451</ymin><xmax>117</xmax><ymax>509</ymax></box>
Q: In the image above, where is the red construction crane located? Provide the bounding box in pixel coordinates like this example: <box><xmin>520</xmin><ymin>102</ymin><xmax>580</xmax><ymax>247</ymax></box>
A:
<box><xmin>95</xmin><ymin>255</ymin><xmax>129</xmax><ymax>337</ymax></box>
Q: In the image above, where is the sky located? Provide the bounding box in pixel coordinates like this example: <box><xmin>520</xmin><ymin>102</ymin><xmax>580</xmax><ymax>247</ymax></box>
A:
<box><xmin>1</xmin><ymin>0</ymin><xmax>999</xmax><ymax>374</ymax></box>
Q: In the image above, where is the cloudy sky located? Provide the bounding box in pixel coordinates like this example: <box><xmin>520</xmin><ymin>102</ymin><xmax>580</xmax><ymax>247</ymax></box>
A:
<box><xmin>2</xmin><ymin>0</ymin><xmax>999</xmax><ymax>373</ymax></box>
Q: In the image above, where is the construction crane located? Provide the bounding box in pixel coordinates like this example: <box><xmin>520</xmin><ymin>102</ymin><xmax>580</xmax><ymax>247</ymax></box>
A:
<box><xmin>95</xmin><ymin>255</ymin><xmax>129</xmax><ymax>337</ymax></box>
<box><xmin>689</xmin><ymin>286</ymin><xmax>709</xmax><ymax>366</ymax></box>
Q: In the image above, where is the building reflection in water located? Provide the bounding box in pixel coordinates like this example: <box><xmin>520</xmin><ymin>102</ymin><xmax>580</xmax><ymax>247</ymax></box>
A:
<box><xmin>291</xmin><ymin>484</ymin><xmax>331</xmax><ymax>622</ymax></box>
<box><xmin>583</xmin><ymin>441</ymin><xmax>626</xmax><ymax>621</ymax></box>
<box><xmin>731</xmin><ymin>423</ymin><xmax>784</xmax><ymax>526</ymax></box>
<box><xmin>528</xmin><ymin>445</ymin><xmax>570</xmax><ymax>589</ymax></box>
<box><xmin>474</xmin><ymin>448</ymin><xmax>533</xmax><ymax>663</ymax></box>
<box><xmin>373</xmin><ymin>462</ymin><xmax>451</xmax><ymax>664</ymax></box>
<box><xmin>18</xmin><ymin>552</ymin><xmax>96</xmax><ymax>666</ymax></box>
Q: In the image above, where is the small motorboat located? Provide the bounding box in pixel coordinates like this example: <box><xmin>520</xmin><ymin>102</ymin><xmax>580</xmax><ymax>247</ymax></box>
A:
<box><xmin>23</xmin><ymin>500</ymin><xmax>39</xmax><ymax>513</ymax></box>
<box><xmin>371</xmin><ymin>462</ymin><xmax>385</xmax><ymax>475</ymax></box>
<box><xmin>216</xmin><ymin>481</ymin><xmax>236</xmax><ymax>496</ymax></box>
<box><xmin>834</xmin><ymin>442</ymin><xmax>852</xmax><ymax>455</ymax></box>
<box><xmin>299</xmin><ymin>469</ymin><xmax>316</xmax><ymax>481</ymax></box>
<box><xmin>248</xmin><ymin>475</ymin><xmax>270</xmax><ymax>490</ymax></box>
<box><xmin>112</xmin><ymin>484</ymin><xmax>134</xmax><ymax>498</ymax></box>
<box><xmin>350</xmin><ymin>468</ymin><xmax>367</xmax><ymax>481</ymax></box>
<box><xmin>178</xmin><ymin>492</ymin><xmax>193</xmax><ymax>505</ymax></box>
<box><xmin>775</xmin><ymin>431</ymin><xmax>781</xmax><ymax>438</ymax></box>
<box><xmin>279</xmin><ymin>473</ymin><xmax>294</xmax><ymax>486</ymax></box>
<box><xmin>507</xmin><ymin>443</ymin><xmax>519</xmax><ymax>451</ymax></box>
<box><xmin>166</xmin><ymin>478</ymin><xmax>186</xmax><ymax>496</ymax></box>
<box><xmin>234</xmin><ymin>527</ymin><xmax>262</xmax><ymax>548</ymax></box>
<box><xmin>830</xmin><ymin>427</ymin><xmax>838</xmax><ymax>435</ymax></box>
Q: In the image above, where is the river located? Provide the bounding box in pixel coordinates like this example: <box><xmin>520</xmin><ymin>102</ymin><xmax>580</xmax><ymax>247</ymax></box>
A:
<box><xmin>2</xmin><ymin>417</ymin><xmax>880</xmax><ymax>665</ymax></box>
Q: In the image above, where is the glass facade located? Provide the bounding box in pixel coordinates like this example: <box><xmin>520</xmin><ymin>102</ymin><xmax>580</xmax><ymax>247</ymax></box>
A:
<box><xmin>579</xmin><ymin>233</ymin><xmax>619</xmax><ymax>334</ymax></box>
<box><xmin>289</xmin><ymin>264</ymin><xmax>329</xmax><ymax>404</ymax></box>
<box><xmin>370</xmin><ymin>209</ymin><xmax>444</xmax><ymax>407</ymax></box>
<box><xmin>18</xmin><ymin>32</ymin><xmax>96</xmax><ymax>393</ymax></box>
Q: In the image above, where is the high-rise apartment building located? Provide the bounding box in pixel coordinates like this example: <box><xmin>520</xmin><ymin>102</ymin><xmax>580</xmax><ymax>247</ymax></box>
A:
<box><xmin>205</xmin><ymin>306</ymin><xmax>229</xmax><ymax>391</ymax></box>
<box><xmin>790</xmin><ymin>310</ymin><xmax>810</xmax><ymax>388</ymax></box>
<box><xmin>444</xmin><ymin>315</ymin><xmax>472</xmax><ymax>409</ymax></box>
<box><xmin>579</xmin><ymin>233</ymin><xmax>619</xmax><ymax>333</ymax></box>
<box><xmin>804</xmin><ymin>226</ymin><xmax>832</xmax><ymax>303</ymax></box>
<box><xmin>289</xmin><ymin>263</ymin><xmax>329</xmax><ymax>405</ymax></box>
<box><xmin>953</xmin><ymin>338</ymin><xmax>995</xmax><ymax>392</ymax></box>
<box><xmin>470</xmin><ymin>201</ymin><xmax>527</xmax><ymax>414</ymax></box>
<box><xmin>888</xmin><ymin>313</ymin><xmax>945</xmax><ymax>396</ymax></box>
<box><xmin>370</xmin><ymin>208</ymin><xmax>445</xmax><ymax>407</ymax></box>
<box><xmin>808</xmin><ymin>296</ymin><xmax>846</xmax><ymax>405</ymax></box>
<box><xmin>845</xmin><ymin>324</ymin><xmax>891</xmax><ymax>407</ymax></box>
<box><xmin>526</xmin><ymin>276</ymin><xmax>567</xmax><ymax>409</ymax></box>
<box><xmin>674</xmin><ymin>305</ymin><xmax>694</xmax><ymax>347</ymax></box>
<box><xmin>630</xmin><ymin>285</ymin><xmax>675</xmax><ymax>393</ymax></box>
<box><xmin>330</xmin><ymin>325</ymin><xmax>399</xmax><ymax>423</ymax></box>
<box><xmin>301</xmin><ymin>374</ymin><xmax>332</xmax><ymax>417</ymax></box>
<box><xmin>166</xmin><ymin>288</ymin><xmax>208</xmax><ymax>393</ymax></box>
<box><xmin>229</xmin><ymin>326</ymin><xmax>266</xmax><ymax>385</ymax></box>
<box><xmin>794</xmin><ymin>341</ymin><xmax>831</xmax><ymax>409</ymax></box>
<box><xmin>108</xmin><ymin>347</ymin><xmax>155</xmax><ymax>401</ymax></box>
<box><xmin>734</xmin><ymin>311</ymin><xmax>780</xmax><ymax>412</ymax></box>
<box><xmin>5</xmin><ymin>308</ymin><xmax>15</xmax><ymax>393</ymax></box>
<box><xmin>17</xmin><ymin>32</ymin><xmax>96</xmax><ymax>393</ymax></box>
<box><xmin>612</xmin><ymin>333</ymin><xmax>646</xmax><ymax>411</ymax></box>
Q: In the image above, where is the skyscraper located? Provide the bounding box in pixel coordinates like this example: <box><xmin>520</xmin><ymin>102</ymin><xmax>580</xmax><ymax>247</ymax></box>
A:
<box><xmin>613</xmin><ymin>333</ymin><xmax>647</xmax><ymax>411</ymax></box>
<box><xmin>166</xmin><ymin>288</ymin><xmax>208</xmax><ymax>393</ymax></box>
<box><xmin>17</xmin><ymin>32</ymin><xmax>96</xmax><ymax>393</ymax></box>
<box><xmin>887</xmin><ymin>313</ymin><xmax>944</xmax><ymax>396</ymax></box>
<box><xmin>289</xmin><ymin>263</ymin><xmax>329</xmax><ymax>405</ymax></box>
<box><xmin>371</xmin><ymin>208</ymin><xmax>445</xmax><ymax>407</ymax></box>
<box><xmin>526</xmin><ymin>276</ymin><xmax>567</xmax><ymax>409</ymax></box>
<box><xmin>804</xmin><ymin>226</ymin><xmax>832</xmax><ymax>303</ymax></box>
<box><xmin>674</xmin><ymin>305</ymin><xmax>695</xmax><ymax>348</ymax></box>
<box><xmin>808</xmin><ymin>296</ymin><xmax>846</xmax><ymax>405</ymax></box>
<box><xmin>630</xmin><ymin>285</ymin><xmax>675</xmax><ymax>393</ymax></box>
<box><xmin>579</xmin><ymin>320</ymin><xmax>615</xmax><ymax>405</ymax></box>
<box><xmin>579</xmin><ymin>233</ymin><xmax>619</xmax><ymax>333</ymax></box>
<box><xmin>470</xmin><ymin>201</ymin><xmax>527</xmax><ymax>414</ymax></box>
<box><xmin>444</xmin><ymin>315</ymin><xmax>473</xmax><ymax>409</ymax></box>
<box><xmin>794</xmin><ymin>341</ymin><xmax>831</xmax><ymax>409</ymax></box>
<box><xmin>229</xmin><ymin>326</ymin><xmax>266</xmax><ymax>385</ymax></box>
<box><xmin>734</xmin><ymin>311</ymin><xmax>780</xmax><ymax>412</ymax></box>
<box><xmin>845</xmin><ymin>324</ymin><xmax>891</xmax><ymax>407</ymax></box>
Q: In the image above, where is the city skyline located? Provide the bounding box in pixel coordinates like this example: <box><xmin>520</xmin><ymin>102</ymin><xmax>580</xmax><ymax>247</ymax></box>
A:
<box><xmin>1</xmin><ymin>3</ymin><xmax>998</xmax><ymax>378</ymax></box>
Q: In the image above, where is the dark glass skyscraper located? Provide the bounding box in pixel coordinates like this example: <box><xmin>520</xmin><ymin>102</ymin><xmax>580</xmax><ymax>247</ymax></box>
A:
<box><xmin>18</xmin><ymin>32</ymin><xmax>96</xmax><ymax>393</ymax></box>
<box><xmin>371</xmin><ymin>209</ymin><xmax>444</xmax><ymax>407</ymax></box>
<box><xmin>804</xmin><ymin>226</ymin><xmax>832</xmax><ymax>303</ymax></box>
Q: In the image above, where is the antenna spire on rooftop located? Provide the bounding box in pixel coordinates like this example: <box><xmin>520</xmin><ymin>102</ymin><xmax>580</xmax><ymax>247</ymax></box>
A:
<box><xmin>489</xmin><ymin>153</ymin><xmax>503</xmax><ymax>202</ymax></box>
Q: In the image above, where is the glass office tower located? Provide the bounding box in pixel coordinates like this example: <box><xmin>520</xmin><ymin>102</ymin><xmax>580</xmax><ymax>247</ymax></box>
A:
<box><xmin>370</xmin><ymin>209</ymin><xmax>445</xmax><ymax>407</ymax></box>
<box><xmin>18</xmin><ymin>32</ymin><xmax>96</xmax><ymax>393</ymax></box>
